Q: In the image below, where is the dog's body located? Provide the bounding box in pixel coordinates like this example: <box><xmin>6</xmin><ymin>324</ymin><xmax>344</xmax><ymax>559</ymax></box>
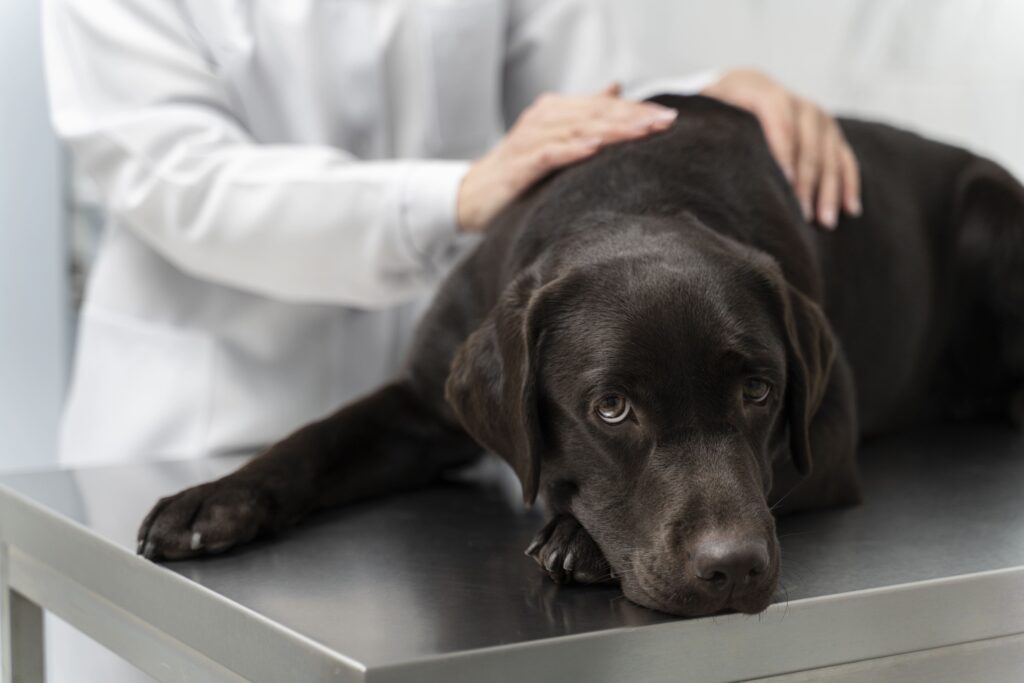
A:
<box><xmin>139</xmin><ymin>96</ymin><xmax>1024</xmax><ymax>617</ymax></box>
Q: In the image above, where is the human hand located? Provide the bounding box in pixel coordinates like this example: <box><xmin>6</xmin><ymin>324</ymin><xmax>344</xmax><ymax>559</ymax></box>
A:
<box><xmin>457</xmin><ymin>84</ymin><xmax>679</xmax><ymax>232</ymax></box>
<box><xmin>702</xmin><ymin>68</ymin><xmax>861</xmax><ymax>229</ymax></box>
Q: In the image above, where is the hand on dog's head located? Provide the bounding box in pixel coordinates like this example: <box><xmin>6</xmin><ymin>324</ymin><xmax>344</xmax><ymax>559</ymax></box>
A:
<box><xmin>446</xmin><ymin>219</ymin><xmax>835</xmax><ymax>617</ymax></box>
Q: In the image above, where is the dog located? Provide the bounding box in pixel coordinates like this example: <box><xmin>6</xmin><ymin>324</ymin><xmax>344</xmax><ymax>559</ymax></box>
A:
<box><xmin>137</xmin><ymin>95</ymin><xmax>1024</xmax><ymax>617</ymax></box>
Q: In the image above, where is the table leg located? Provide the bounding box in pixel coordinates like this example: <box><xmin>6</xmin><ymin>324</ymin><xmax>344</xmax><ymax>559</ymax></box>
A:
<box><xmin>2</xmin><ymin>545</ymin><xmax>45</xmax><ymax>683</ymax></box>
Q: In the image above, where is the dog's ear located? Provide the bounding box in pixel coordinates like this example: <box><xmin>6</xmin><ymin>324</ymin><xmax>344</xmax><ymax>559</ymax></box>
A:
<box><xmin>953</xmin><ymin>159</ymin><xmax>1024</xmax><ymax>426</ymax></box>
<box><xmin>445</xmin><ymin>268</ymin><xmax>558</xmax><ymax>505</ymax></box>
<box><xmin>954</xmin><ymin>157</ymin><xmax>1024</xmax><ymax>289</ymax></box>
<box><xmin>780</xmin><ymin>283</ymin><xmax>837</xmax><ymax>476</ymax></box>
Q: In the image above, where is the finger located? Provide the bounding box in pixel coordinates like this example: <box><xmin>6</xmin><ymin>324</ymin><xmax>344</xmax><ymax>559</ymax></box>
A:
<box><xmin>596</xmin><ymin>117</ymin><xmax>673</xmax><ymax>143</ymax></box>
<box><xmin>522</xmin><ymin>92</ymin><xmax>623</xmax><ymax>128</ymax></box>
<box><xmin>839</xmin><ymin>143</ymin><xmax>862</xmax><ymax>216</ymax></box>
<box><xmin>756</xmin><ymin>95</ymin><xmax>797</xmax><ymax>182</ymax></box>
<box><xmin>815</xmin><ymin>118</ymin><xmax>841</xmax><ymax>230</ymax></box>
<box><xmin>597</xmin><ymin>82</ymin><xmax>622</xmax><ymax>98</ymax></box>
<box><xmin>546</xmin><ymin>114</ymin><xmax>673</xmax><ymax>148</ymax></box>
<box><xmin>543</xmin><ymin>89</ymin><xmax>670</xmax><ymax>121</ymax></box>
<box><xmin>539</xmin><ymin>98</ymin><xmax>675</xmax><ymax>130</ymax></box>
<box><xmin>602</xmin><ymin>98</ymin><xmax>677</xmax><ymax>125</ymax></box>
<box><xmin>794</xmin><ymin>99</ymin><xmax>822</xmax><ymax>222</ymax></box>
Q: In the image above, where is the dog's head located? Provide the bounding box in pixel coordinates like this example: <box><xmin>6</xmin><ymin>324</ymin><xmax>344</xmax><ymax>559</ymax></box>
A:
<box><xmin>446</xmin><ymin>220</ymin><xmax>835</xmax><ymax>616</ymax></box>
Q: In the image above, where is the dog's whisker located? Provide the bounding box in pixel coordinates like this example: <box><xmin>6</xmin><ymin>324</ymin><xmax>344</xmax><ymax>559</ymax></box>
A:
<box><xmin>768</xmin><ymin>484</ymin><xmax>800</xmax><ymax>513</ymax></box>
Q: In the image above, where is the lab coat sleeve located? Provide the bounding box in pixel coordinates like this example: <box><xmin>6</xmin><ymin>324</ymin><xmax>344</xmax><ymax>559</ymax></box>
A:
<box><xmin>43</xmin><ymin>0</ymin><xmax>472</xmax><ymax>309</ymax></box>
<box><xmin>503</xmin><ymin>0</ymin><xmax>722</xmax><ymax>124</ymax></box>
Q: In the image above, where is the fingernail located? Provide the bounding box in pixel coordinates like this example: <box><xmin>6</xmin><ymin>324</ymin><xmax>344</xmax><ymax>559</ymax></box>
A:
<box><xmin>800</xmin><ymin>199</ymin><xmax>813</xmax><ymax>221</ymax></box>
<box><xmin>849</xmin><ymin>198</ymin><xmax>862</xmax><ymax>216</ymax></box>
<box><xmin>634</xmin><ymin>111</ymin><xmax>677</xmax><ymax>131</ymax></box>
<box><xmin>783</xmin><ymin>165</ymin><xmax>794</xmax><ymax>182</ymax></box>
<box><xmin>820</xmin><ymin>207</ymin><xmax>836</xmax><ymax>229</ymax></box>
<box><xmin>581</xmin><ymin>136</ymin><xmax>602</xmax><ymax>148</ymax></box>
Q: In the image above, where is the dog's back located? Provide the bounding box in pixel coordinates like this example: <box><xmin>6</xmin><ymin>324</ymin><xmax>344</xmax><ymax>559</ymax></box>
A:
<box><xmin>822</xmin><ymin>119</ymin><xmax>1023</xmax><ymax>434</ymax></box>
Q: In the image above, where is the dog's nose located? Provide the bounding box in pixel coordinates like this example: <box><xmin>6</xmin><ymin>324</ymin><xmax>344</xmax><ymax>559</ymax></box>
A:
<box><xmin>693</xmin><ymin>536</ymin><xmax>769</xmax><ymax>588</ymax></box>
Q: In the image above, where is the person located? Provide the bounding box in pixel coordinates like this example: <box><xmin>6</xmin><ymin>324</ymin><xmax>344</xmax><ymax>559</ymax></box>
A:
<box><xmin>42</xmin><ymin>0</ymin><xmax>859</xmax><ymax>679</ymax></box>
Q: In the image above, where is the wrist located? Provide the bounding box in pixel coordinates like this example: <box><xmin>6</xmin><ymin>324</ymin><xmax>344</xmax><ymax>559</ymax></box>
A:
<box><xmin>456</xmin><ymin>170</ymin><xmax>479</xmax><ymax>232</ymax></box>
<box><xmin>456</xmin><ymin>158</ymin><xmax>493</xmax><ymax>233</ymax></box>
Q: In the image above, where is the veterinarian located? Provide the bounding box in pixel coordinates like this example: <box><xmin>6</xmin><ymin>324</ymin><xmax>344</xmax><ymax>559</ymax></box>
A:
<box><xmin>43</xmin><ymin>0</ymin><xmax>858</xmax><ymax>679</ymax></box>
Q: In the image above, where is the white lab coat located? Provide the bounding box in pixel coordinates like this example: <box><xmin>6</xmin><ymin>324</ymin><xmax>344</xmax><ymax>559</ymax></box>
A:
<box><xmin>45</xmin><ymin>0</ymin><xmax>716</xmax><ymax>468</ymax></box>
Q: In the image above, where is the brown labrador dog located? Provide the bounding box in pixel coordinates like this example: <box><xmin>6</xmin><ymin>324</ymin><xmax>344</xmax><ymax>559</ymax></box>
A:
<box><xmin>137</xmin><ymin>95</ymin><xmax>1024</xmax><ymax>617</ymax></box>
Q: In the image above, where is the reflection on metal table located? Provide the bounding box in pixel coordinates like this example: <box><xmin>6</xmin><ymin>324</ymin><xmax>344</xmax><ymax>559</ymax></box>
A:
<box><xmin>2</xmin><ymin>424</ymin><xmax>1024</xmax><ymax>682</ymax></box>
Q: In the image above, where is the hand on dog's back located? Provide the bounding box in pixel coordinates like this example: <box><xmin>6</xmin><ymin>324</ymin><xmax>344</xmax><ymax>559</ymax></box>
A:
<box><xmin>455</xmin><ymin>84</ymin><xmax>679</xmax><ymax>232</ymax></box>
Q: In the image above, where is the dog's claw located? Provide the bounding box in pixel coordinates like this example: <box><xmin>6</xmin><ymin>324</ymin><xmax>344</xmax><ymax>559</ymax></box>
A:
<box><xmin>525</xmin><ymin>515</ymin><xmax>613</xmax><ymax>585</ymax></box>
<box><xmin>563</xmin><ymin>551</ymin><xmax>576</xmax><ymax>572</ymax></box>
<box><xmin>544</xmin><ymin>550</ymin><xmax>560</xmax><ymax>573</ymax></box>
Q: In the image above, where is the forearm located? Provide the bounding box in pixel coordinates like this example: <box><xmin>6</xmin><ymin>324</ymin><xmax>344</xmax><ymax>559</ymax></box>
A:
<box><xmin>225</xmin><ymin>383</ymin><xmax>480</xmax><ymax>524</ymax></box>
<box><xmin>67</xmin><ymin>111</ymin><xmax>470</xmax><ymax>307</ymax></box>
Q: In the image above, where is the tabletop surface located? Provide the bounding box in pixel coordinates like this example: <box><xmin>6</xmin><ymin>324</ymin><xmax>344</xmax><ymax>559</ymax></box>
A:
<box><xmin>2</xmin><ymin>423</ymin><xmax>1023</xmax><ymax>670</ymax></box>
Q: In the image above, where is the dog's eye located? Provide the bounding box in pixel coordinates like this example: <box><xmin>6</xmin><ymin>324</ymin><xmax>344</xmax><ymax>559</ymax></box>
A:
<box><xmin>595</xmin><ymin>394</ymin><xmax>631</xmax><ymax>424</ymax></box>
<box><xmin>742</xmin><ymin>378</ymin><xmax>772</xmax><ymax>404</ymax></box>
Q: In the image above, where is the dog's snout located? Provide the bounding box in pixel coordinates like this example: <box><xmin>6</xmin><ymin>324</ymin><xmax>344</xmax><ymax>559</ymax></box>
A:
<box><xmin>693</xmin><ymin>535</ymin><xmax>769</xmax><ymax>588</ymax></box>
<box><xmin>621</xmin><ymin>526</ymin><xmax>778</xmax><ymax>616</ymax></box>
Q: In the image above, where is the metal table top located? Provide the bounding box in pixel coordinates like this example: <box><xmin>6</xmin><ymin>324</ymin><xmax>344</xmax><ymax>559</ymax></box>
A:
<box><xmin>2</xmin><ymin>423</ymin><xmax>1024</xmax><ymax>681</ymax></box>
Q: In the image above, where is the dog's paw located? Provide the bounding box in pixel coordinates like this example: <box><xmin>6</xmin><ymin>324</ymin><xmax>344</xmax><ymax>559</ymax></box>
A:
<box><xmin>525</xmin><ymin>515</ymin><xmax>612</xmax><ymax>585</ymax></box>
<box><xmin>137</xmin><ymin>480</ymin><xmax>274</xmax><ymax>561</ymax></box>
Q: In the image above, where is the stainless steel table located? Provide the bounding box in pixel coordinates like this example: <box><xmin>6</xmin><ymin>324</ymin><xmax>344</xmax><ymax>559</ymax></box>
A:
<box><xmin>2</xmin><ymin>424</ymin><xmax>1023</xmax><ymax>682</ymax></box>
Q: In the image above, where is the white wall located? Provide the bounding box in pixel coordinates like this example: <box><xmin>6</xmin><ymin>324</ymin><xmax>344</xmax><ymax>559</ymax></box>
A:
<box><xmin>607</xmin><ymin>0</ymin><xmax>1024</xmax><ymax>179</ymax></box>
<box><xmin>0</xmin><ymin>1</ymin><xmax>67</xmax><ymax>471</ymax></box>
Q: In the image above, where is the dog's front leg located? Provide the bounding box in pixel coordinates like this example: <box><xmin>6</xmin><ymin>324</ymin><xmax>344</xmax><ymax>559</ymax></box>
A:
<box><xmin>525</xmin><ymin>515</ymin><xmax>613</xmax><ymax>585</ymax></box>
<box><xmin>138</xmin><ymin>381</ymin><xmax>481</xmax><ymax>560</ymax></box>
